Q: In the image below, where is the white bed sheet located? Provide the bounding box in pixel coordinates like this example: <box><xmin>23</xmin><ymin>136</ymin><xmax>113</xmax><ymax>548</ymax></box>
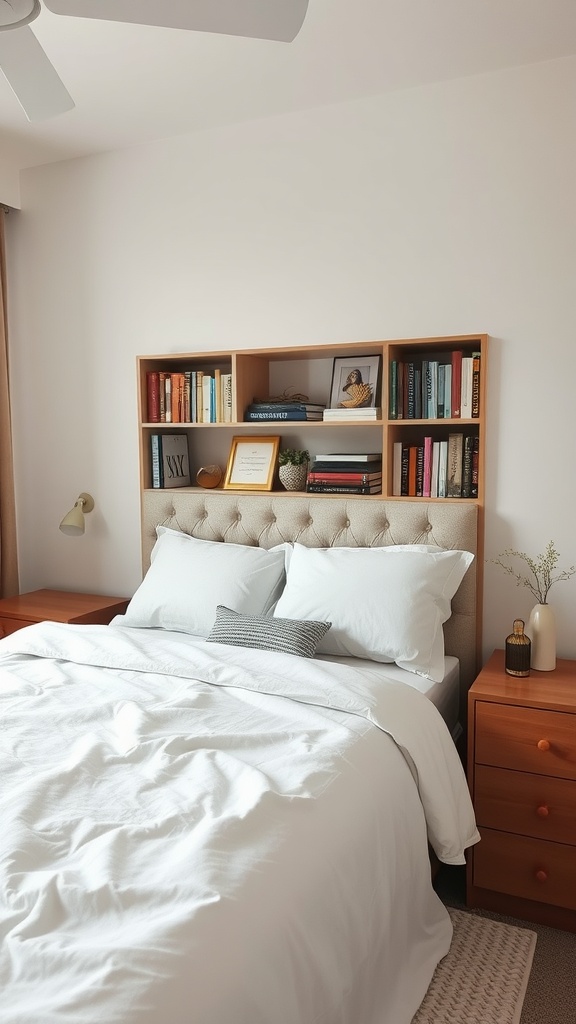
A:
<box><xmin>316</xmin><ymin>654</ymin><xmax>460</xmax><ymax>735</ymax></box>
<box><xmin>0</xmin><ymin>622</ymin><xmax>478</xmax><ymax>1024</ymax></box>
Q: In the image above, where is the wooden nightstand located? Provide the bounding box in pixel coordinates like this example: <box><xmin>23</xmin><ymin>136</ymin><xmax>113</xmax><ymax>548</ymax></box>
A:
<box><xmin>0</xmin><ymin>589</ymin><xmax>129</xmax><ymax>637</ymax></box>
<box><xmin>467</xmin><ymin>649</ymin><xmax>576</xmax><ymax>932</ymax></box>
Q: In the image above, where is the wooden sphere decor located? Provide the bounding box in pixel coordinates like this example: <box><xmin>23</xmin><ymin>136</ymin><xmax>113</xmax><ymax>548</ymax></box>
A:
<box><xmin>196</xmin><ymin>465</ymin><xmax>223</xmax><ymax>489</ymax></box>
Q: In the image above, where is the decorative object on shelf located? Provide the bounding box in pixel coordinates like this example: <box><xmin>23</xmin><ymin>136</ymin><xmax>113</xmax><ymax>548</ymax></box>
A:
<box><xmin>527</xmin><ymin>603</ymin><xmax>556</xmax><ymax>672</ymax></box>
<box><xmin>329</xmin><ymin>355</ymin><xmax>382</xmax><ymax>410</ymax></box>
<box><xmin>492</xmin><ymin>541</ymin><xmax>575</xmax><ymax>672</ymax></box>
<box><xmin>505</xmin><ymin>619</ymin><xmax>531</xmax><ymax>677</ymax></box>
<box><xmin>223</xmin><ymin>436</ymin><xmax>280</xmax><ymax>492</ymax></box>
<box><xmin>59</xmin><ymin>493</ymin><xmax>94</xmax><ymax>537</ymax></box>
<box><xmin>196</xmin><ymin>465</ymin><xmax>222</xmax><ymax>489</ymax></box>
<box><xmin>252</xmin><ymin>389</ymin><xmax>310</xmax><ymax>404</ymax></box>
<box><xmin>278</xmin><ymin>448</ymin><xmax>310</xmax><ymax>491</ymax></box>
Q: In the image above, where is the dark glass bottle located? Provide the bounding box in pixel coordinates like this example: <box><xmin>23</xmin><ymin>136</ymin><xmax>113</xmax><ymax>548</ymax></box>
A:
<box><xmin>505</xmin><ymin>619</ymin><xmax>531</xmax><ymax>677</ymax></box>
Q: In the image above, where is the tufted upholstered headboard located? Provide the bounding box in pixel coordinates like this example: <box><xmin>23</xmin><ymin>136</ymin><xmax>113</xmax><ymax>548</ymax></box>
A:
<box><xmin>141</xmin><ymin>492</ymin><xmax>480</xmax><ymax>712</ymax></box>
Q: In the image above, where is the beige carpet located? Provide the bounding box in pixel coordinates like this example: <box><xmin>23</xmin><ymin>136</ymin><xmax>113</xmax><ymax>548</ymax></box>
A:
<box><xmin>413</xmin><ymin>908</ymin><xmax>537</xmax><ymax>1024</ymax></box>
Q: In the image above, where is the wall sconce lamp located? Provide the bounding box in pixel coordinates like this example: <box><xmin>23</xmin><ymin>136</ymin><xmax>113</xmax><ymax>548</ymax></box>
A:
<box><xmin>59</xmin><ymin>493</ymin><xmax>94</xmax><ymax>537</ymax></box>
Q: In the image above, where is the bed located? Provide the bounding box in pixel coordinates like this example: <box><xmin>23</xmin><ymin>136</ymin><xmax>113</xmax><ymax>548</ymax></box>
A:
<box><xmin>0</xmin><ymin>494</ymin><xmax>481</xmax><ymax>1024</ymax></box>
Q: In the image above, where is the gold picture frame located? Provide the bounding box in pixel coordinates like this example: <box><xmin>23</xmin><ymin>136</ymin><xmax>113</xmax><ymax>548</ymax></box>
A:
<box><xmin>223</xmin><ymin>435</ymin><xmax>280</xmax><ymax>491</ymax></box>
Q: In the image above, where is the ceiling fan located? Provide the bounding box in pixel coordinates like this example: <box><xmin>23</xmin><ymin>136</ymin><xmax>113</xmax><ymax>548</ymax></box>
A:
<box><xmin>0</xmin><ymin>0</ymin><xmax>309</xmax><ymax>122</ymax></box>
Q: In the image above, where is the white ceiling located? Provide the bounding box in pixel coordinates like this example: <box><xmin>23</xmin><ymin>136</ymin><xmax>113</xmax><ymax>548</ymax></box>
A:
<box><xmin>2</xmin><ymin>0</ymin><xmax>576</xmax><ymax>172</ymax></box>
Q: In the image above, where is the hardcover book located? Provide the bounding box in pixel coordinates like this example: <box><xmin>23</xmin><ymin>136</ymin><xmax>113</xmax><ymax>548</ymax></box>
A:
<box><xmin>437</xmin><ymin>439</ymin><xmax>448</xmax><ymax>498</ymax></box>
<box><xmin>245</xmin><ymin>407</ymin><xmax>322</xmax><ymax>421</ymax></box>
<box><xmin>422</xmin><ymin>436</ymin><xmax>433</xmax><ymax>498</ymax></box>
<box><xmin>462</xmin><ymin>434</ymin><xmax>474</xmax><ymax>498</ymax></box>
<box><xmin>151</xmin><ymin>434</ymin><xmax>191</xmax><ymax>489</ymax></box>
<box><xmin>392</xmin><ymin>441</ymin><xmax>403</xmax><ymax>496</ymax></box>
<box><xmin>471</xmin><ymin>352</ymin><xmax>481</xmax><ymax>418</ymax></box>
<box><xmin>310</xmin><ymin>459</ymin><xmax>382</xmax><ymax>474</ymax></box>
<box><xmin>389</xmin><ymin>360</ymin><xmax>398</xmax><ymax>419</ymax></box>
<box><xmin>222</xmin><ymin>373</ymin><xmax>233</xmax><ymax>422</ymax></box>
<box><xmin>313</xmin><ymin>453</ymin><xmax>382</xmax><ymax>463</ymax></box>
<box><xmin>322</xmin><ymin>408</ymin><xmax>381</xmax><ymax>420</ymax></box>
<box><xmin>460</xmin><ymin>357</ymin><xmax>474</xmax><ymax>418</ymax></box>
<box><xmin>305</xmin><ymin>481</ymin><xmax>381</xmax><ymax>493</ymax></box>
<box><xmin>146</xmin><ymin>371</ymin><xmax>161</xmax><ymax>422</ymax></box>
<box><xmin>307</xmin><ymin>472</ymin><xmax>383</xmax><ymax>485</ymax></box>
<box><xmin>451</xmin><ymin>350</ymin><xmax>462</xmax><ymax>418</ymax></box>
<box><xmin>447</xmin><ymin>432</ymin><xmax>463</xmax><ymax>498</ymax></box>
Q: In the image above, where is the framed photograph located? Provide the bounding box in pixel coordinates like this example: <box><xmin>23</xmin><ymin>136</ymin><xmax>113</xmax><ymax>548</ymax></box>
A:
<box><xmin>329</xmin><ymin>355</ymin><xmax>382</xmax><ymax>410</ymax></box>
<box><xmin>224</xmin><ymin>435</ymin><xmax>280</xmax><ymax>491</ymax></box>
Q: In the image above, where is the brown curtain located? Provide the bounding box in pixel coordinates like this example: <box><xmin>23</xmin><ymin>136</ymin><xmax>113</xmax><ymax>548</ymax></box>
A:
<box><xmin>0</xmin><ymin>208</ymin><xmax>19</xmax><ymax>596</ymax></box>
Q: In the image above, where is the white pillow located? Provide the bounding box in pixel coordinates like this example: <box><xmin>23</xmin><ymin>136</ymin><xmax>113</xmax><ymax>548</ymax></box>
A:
<box><xmin>114</xmin><ymin>528</ymin><xmax>286</xmax><ymax>636</ymax></box>
<box><xmin>273</xmin><ymin>543</ymin><xmax>474</xmax><ymax>681</ymax></box>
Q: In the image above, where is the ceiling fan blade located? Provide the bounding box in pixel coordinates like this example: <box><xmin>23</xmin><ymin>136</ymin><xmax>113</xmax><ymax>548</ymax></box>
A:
<box><xmin>43</xmin><ymin>0</ymin><xmax>309</xmax><ymax>42</ymax></box>
<box><xmin>0</xmin><ymin>24</ymin><xmax>74</xmax><ymax>121</ymax></box>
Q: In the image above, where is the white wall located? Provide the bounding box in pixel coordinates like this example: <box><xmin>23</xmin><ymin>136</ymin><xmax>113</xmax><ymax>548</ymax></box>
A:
<box><xmin>0</xmin><ymin>157</ymin><xmax>20</xmax><ymax>208</ymax></box>
<box><xmin>5</xmin><ymin>56</ymin><xmax>576</xmax><ymax>662</ymax></box>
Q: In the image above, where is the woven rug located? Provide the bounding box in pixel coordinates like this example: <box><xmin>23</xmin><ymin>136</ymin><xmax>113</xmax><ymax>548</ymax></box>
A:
<box><xmin>412</xmin><ymin>908</ymin><xmax>537</xmax><ymax>1024</ymax></box>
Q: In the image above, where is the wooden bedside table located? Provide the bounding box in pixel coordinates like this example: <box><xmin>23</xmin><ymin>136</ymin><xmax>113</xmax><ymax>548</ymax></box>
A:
<box><xmin>0</xmin><ymin>589</ymin><xmax>129</xmax><ymax>637</ymax></box>
<box><xmin>467</xmin><ymin>649</ymin><xmax>576</xmax><ymax>932</ymax></box>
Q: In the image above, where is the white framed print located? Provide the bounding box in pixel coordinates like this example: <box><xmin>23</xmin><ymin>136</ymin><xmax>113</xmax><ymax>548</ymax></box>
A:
<box><xmin>329</xmin><ymin>355</ymin><xmax>382</xmax><ymax>410</ymax></box>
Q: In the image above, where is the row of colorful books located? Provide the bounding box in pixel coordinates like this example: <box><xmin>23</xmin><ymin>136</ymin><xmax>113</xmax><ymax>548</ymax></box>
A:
<box><xmin>305</xmin><ymin>452</ymin><xmax>383</xmax><ymax>495</ymax></box>
<box><xmin>146</xmin><ymin>370</ymin><xmax>233</xmax><ymax>423</ymax></box>
<box><xmin>389</xmin><ymin>350</ymin><xmax>481</xmax><ymax>421</ymax></box>
<box><xmin>392</xmin><ymin>434</ymin><xmax>479</xmax><ymax>498</ymax></box>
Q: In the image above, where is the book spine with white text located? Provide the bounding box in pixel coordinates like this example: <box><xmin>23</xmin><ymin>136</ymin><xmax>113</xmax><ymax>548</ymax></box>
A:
<box><xmin>245</xmin><ymin>408</ymin><xmax>321</xmax><ymax>421</ymax></box>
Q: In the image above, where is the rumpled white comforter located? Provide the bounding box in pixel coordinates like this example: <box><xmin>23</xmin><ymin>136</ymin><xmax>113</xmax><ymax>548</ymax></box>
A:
<box><xmin>0</xmin><ymin>622</ymin><xmax>479</xmax><ymax>1024</ymax></box>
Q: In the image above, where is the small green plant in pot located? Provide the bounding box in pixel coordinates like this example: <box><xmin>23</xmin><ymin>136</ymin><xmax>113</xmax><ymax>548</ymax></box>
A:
<box><xmin>278</xmin><ymin>449</ymin><xmax>310</xmax><ymax>491</ymax></box>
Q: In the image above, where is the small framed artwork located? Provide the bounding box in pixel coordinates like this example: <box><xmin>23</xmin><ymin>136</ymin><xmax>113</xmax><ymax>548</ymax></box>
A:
<box><xmin>224</xmin><ymin>435</ymin><xmax>280</xmax><ymax>491</ymax></box>
<box><xmin>329</xmin><ymin>355</ymin><xmax>382</xmax><ymax>410</ymax></box>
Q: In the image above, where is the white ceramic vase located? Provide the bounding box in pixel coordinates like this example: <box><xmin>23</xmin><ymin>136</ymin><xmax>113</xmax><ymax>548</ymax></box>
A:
<box><xmin>278</xmin><ymin>462</ymin><xmax>308</xmax><ymax>491</ymax></box>
<box><xmin>527</xmin><ymin>603</ymin><xmax>556</xmax><ymax>671</ymax></box>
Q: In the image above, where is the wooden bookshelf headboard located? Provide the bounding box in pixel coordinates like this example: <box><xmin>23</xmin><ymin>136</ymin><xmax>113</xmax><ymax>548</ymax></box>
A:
<box><xmin>141</xmin><ymin>491</ymin><xmax>480</xmax><ymax>706</ymax></box>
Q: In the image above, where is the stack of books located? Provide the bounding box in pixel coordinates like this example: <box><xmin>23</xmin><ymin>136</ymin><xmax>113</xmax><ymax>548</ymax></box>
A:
<box><xmin>306</xmin><ymin>453</ymin><xmax>383</xmax><ymax>495</ymax></box>
<box><xmin>322</xmin><ymin>407</ymin><xmax>381</xmax><ymax>421</ymax></box>
<box><xmin>244</xmin><ymin>401</ymin><xmax>325</xmax><ymax>422</ymax></box>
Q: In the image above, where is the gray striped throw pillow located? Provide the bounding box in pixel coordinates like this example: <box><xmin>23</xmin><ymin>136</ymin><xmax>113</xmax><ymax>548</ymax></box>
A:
<box><xmin>207</xmin><ymin>605</ymin><xmax>331</xmax><ymax>659</ymax></box>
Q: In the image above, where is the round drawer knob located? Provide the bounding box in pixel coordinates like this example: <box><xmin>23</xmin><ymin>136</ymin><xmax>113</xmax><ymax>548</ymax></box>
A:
<box><xmin>535</xmin><ymin>869</ymin><xmax>548</xmax><ymax>883</ymax></box>
<box><xmin>536</xmin><ymin>804</ymin><xmax>550</xmax><ymax>818</ymax></box>
<box><xmin>537</xmin><ymin>739</ymin><xmax>550</xmax><ymax>752</ymax></box>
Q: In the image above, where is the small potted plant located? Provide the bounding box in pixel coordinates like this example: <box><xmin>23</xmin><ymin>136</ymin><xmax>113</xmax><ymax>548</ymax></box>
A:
<box><xmin>278</xmin><ymin>448</ymin><xmax>310</xmax><ymax>491</ymax></box>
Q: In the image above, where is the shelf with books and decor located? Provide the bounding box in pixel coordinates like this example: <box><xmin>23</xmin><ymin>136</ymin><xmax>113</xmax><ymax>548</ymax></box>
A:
<box><xmin>386</xmin><ymin>334</ymin><xmax>487</xmax><ymax>507</ymax></box>
<box><xmin>137</xmin><ymin>335</ymin><xmax>487</xmax><ymax>504</ymax></box>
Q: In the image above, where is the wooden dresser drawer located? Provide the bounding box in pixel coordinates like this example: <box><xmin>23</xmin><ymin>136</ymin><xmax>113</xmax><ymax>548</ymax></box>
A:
<box><xmin>474</xmin><ymin>764</ymin><xmax>576</xmax><ymax>845</ymax></box>
<box><xmin>473</xmin><ymin>827</ymin><xmax>576</xmax><ymax>910</ymax></box>
<box><xmin>475</xmin><ymin>701</ymin><xmax>576</xmax><ymax>780</ymax></box>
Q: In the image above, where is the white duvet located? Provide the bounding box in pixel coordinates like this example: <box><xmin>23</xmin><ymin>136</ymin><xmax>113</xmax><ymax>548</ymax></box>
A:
<box><xmin>0</xmin><ymin>622</ymin><xmax>479</xmax><ymax>1024</ymax></box>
